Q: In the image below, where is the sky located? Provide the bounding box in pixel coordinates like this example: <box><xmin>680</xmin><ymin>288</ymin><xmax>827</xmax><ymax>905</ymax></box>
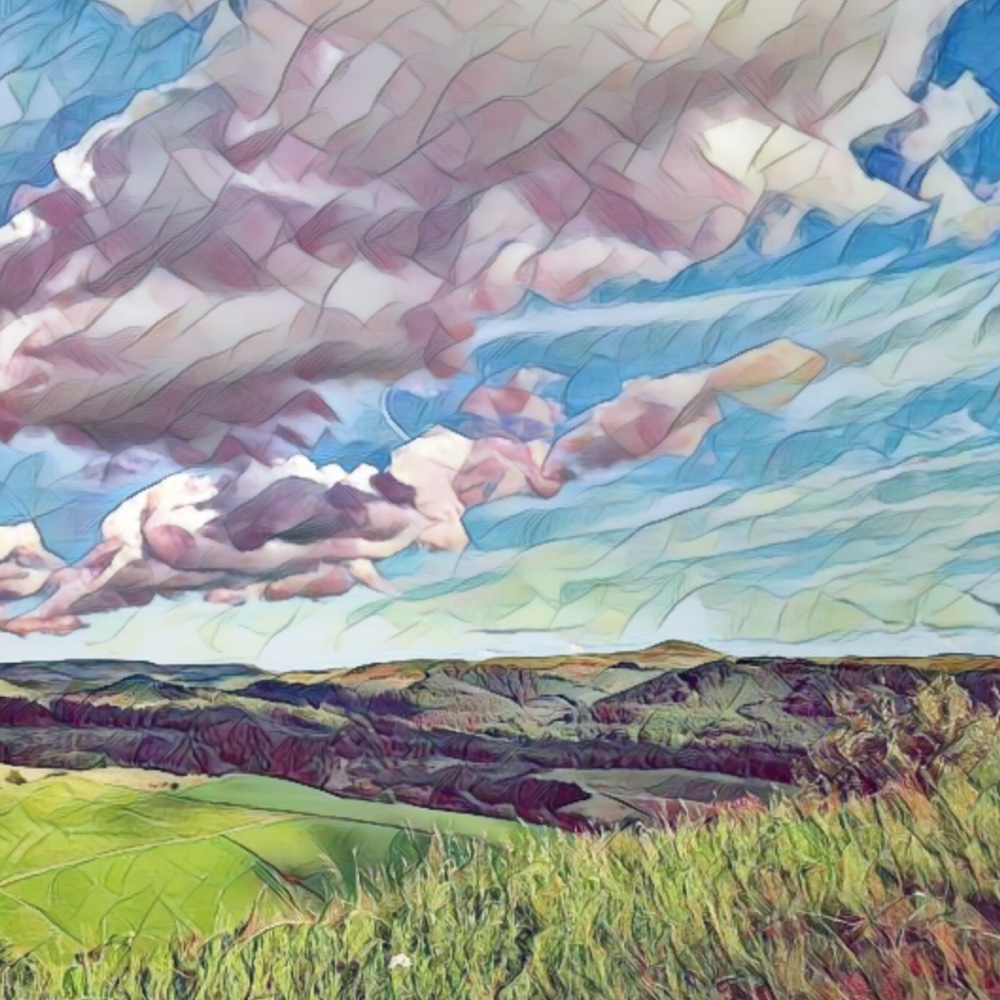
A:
<box><xmin>0</xmin><ymin>0</ymin><xmax>998</xmax><ymax>669</ymax></box>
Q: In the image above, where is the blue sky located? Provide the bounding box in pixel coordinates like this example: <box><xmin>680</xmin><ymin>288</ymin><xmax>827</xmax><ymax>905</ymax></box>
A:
<box><xmin>0</xmin><ymin>0</ymin><xmax>998</xmax><ymax>668</ymax></box>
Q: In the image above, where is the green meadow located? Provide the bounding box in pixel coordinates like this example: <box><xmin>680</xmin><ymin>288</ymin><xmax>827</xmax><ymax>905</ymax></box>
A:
<box><xmin>0</xmin><ymin>773</ymin><xmax>521</xmax><ymax>968</ymax></box>
<box><xmin>0</xmin><ymin>767</ymin><xmax>997</xmax><ymax>999</ymax></box>
<box><xmin>0</xmin><ymin>767</ymin><xmax>995</xmax><ymax>999</ymax></box>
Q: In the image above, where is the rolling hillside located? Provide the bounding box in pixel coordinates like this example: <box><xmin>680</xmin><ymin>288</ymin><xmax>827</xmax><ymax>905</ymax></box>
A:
<box><xmin>0</xmin><ymin>771</ymin><xmax>519</xmax><ymax>966</ymax></box>
<box><xmin>0</xmin><ymin>644</ymin><xmax>996</xmax><ymax>828</ymax></box>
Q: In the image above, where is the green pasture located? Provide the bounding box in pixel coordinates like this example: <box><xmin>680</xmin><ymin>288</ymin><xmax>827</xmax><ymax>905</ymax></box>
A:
<box><xmin>0</xmin><ymin>773</ymin><xmax>521</xmax><ymax>966</ymax></box>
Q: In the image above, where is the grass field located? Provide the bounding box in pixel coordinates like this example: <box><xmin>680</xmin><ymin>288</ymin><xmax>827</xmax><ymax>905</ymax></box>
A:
<box><xmin>0</xmin><ymin>772</ymin><xmax>520</xmax><ymax>967</ymax></box>
<box><xmin>0</xmin><ymin>765</ymin><xmax>998</xmax><ymax>999</ymax></box>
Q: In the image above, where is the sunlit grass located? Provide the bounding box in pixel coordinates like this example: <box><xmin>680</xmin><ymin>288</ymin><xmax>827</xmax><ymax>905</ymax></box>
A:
<box><xmin>0</xmin><ymin>767</ymin><xmax>994</xmax><ymax>999</ymax></box>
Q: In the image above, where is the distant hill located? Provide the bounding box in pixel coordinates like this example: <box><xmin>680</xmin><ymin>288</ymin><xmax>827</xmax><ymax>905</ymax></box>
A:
<box><xmin>0</xmin><ymin>659</ymin><xmax>266</xmax><ymax>695</ymax></box>
<box><xmin>0</xmin><ymin>644</ymin><xmax>996</xmax><ymax>829</ymax></box>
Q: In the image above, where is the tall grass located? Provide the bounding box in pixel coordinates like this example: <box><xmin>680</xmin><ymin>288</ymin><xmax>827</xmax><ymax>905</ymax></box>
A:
<box><xmin>2</xmin><ymin>770</ymin><xmax>998</xmax><ymax>1000</ymax></box>
<box><xmin>5</xmin><ymin>676</ymin><xmax>1000</xmax><ymax>1000</ymax></box>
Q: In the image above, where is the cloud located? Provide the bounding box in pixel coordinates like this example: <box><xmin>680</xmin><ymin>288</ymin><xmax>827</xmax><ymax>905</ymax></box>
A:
<box><xmin>0</xmin><ymin>339</ymin><xmax>825</xmax><ymax>634</ymax></box>
<box><xmin>544</xmin><ymin>339</ymin><xmax>826</xmax><ymax>478</ymax></box>
<box><xmin>0</xmin><ymin>523</ymin><xmax>63</xmax><ymax>603</ymax></box>
<box><xmin>0</xmin><ymin>0</ymin><xmax>957</xmax><ymax>464</ymax></box>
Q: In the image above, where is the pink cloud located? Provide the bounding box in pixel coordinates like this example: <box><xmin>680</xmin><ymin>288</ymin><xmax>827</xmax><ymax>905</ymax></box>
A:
<box><xmin>0</xmin><ymin>339</ymin><xmax>825</xmax><ymax>634</ymax></box>
<box><xmin>0</xmin><ymin>0</ymin><xmax>945</xmax><ymax>462</ymax></box>
<box><xmin>544</xmin><ymin>339</ymin><xmax>826</xmax><ymax>481</ymax></box>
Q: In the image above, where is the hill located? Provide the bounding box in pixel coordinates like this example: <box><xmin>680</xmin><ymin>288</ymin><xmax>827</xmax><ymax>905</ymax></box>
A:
<box><xmin>0</xmin><ymin>647</ymin><xmax>997</xmax><ymax>994</ymax></box>
<box><xmin>0</xmin><ymin>771</ymin><xmax>519</xmax><ymax>966</ymax></box>
<box><xmin>0</xmin><ymin>644</ymin><xmax>996</xmax><ymax>828</ymax></box>
<box><xmin>2</xmin><ymin>751</ymin><xmax>1000</xmax><ymax>999</ymax></box>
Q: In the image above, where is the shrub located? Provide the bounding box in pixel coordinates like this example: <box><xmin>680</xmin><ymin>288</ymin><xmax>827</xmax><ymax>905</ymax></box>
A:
<box><xmin>800</xmin><ymin>675</ymin><xmax>1000</xmax><ymax>796</ymax></box>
